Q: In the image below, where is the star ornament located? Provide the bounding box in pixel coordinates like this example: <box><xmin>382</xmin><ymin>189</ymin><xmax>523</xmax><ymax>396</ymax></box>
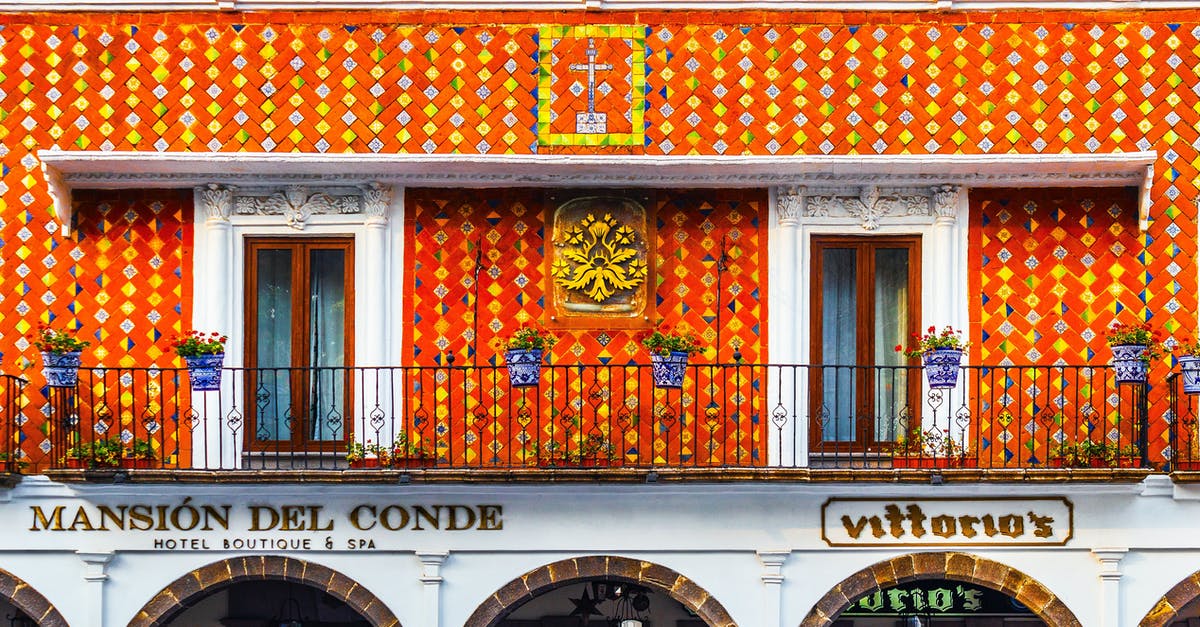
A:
<box><xmin>569</xmin><ymin>588</ymin><xmax>603</xmax><ymax>617</ymax></box>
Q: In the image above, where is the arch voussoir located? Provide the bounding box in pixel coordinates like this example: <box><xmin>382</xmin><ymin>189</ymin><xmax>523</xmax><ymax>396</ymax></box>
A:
<box><xmin>799</xmin><ymin>552</ymin><xmax>1081</xmax><ymax>627</ymax></box>
<box><xmin>464</xmin><ymin>555</ymin><xmax>737</xmax><ymax>627</ymax></box>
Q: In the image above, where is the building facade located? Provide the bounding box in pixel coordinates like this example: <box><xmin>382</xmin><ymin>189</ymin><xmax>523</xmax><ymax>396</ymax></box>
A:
<box><xmin>0</xmin><ymin>3</ymin><xmax>1197</xmax><ymax>627</ymax></box>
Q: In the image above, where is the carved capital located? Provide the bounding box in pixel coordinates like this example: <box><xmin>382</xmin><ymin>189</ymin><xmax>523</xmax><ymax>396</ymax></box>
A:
<box><xmin>197</xmin><ymin>183</ymin><xmax>235</xmax><ymax>224</ymax></box>
<box><xmin>931</xmin><ymin>184</ymin><xmax>962</xmax><ymax>223</ymax></box>
<box><xmin>362</xmin><ymin>182</ymin><xmax>392</xmax><ymax>224</ymax></box>
<box><xmin>776</xmin><ymin>186</ymin><xmax>804</xmax><ymax>227</ymax></box>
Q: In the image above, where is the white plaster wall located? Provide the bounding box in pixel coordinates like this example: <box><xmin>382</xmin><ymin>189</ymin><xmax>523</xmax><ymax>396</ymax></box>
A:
<box><xmin>0</xmin><ymin>478</ymin><xmax>1198</xmax><ymax>626</ymax></box>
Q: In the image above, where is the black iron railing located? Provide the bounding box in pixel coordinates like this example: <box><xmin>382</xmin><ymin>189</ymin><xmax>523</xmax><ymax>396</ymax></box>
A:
<box><xmin>7</xmin><ymin>362</ymin><xmax>1159</xmax><ymax>472</ymax></box>
<box><xmin>0</xmin><ymin>374</ymin><xmax>25</xmax><ymax>472</ymax></box>
<box><xmin>1168</xmin><ymin>372</ymin><xmax>1200</xmax><ymax>471</ymax></box>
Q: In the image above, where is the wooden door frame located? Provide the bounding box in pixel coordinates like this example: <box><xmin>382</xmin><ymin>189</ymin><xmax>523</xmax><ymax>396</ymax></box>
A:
<box><xmin>808</xmin><ymin>234</ymin><xmax>921</xmax><ymax>451</ymax></box>
<box><xmin>244</xmin><ymin>236</ymin><xmax>356</xmax><ymax>452</ymax></box>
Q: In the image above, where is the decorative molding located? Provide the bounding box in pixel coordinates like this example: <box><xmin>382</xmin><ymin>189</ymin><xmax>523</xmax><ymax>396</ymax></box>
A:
<box><xmin>797</xmin><ymin>185</ymin><xmax>937</xmax><ymax>230</ymax></box>
<box><xmin>756</xmin><ymin>550</ymin><xmax>789</xmax><ymax>585</ymax></box>
<box><xmin>1092</xmin><ymin>548</ymin><xmax>1127</xmax><ymax>582</ymax></box>
<box><xmin>38</xmin><ymin>151</ymin><xmax>1157</xmax><ymax>232</ymax></box>
<box><xmin>234</xmin><ymin>185</ymin><xmax>360</xmax><ymax>230</ymax></box>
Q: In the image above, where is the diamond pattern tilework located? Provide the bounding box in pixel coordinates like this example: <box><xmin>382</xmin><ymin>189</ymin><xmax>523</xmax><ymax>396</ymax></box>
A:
<box><xmin>969</xmin><ymin>187</ymin><xmax>1176</xmax><ymax>465</ymax></box>
<box><xmin>8</xmin><ymin>189</ymin><xmax>192</xmax><ymax>470</ymax></box>
<box><xmin>0</xmin><ymin>13</ymin><xmax>1195</xmax><ymax>468</ymax></box>
<box><xmin>405</xmin><ymin>188</ymin><xmax>765</xmax><ymax>465</ymax></box>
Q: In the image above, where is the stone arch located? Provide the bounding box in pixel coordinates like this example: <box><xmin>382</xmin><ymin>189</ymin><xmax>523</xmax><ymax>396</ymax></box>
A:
<box><xmin>127</xmin><ymin>555</ymin><xmax>400</xmax><ymax>627</ymax></box>
<box><xmin>1140</xmin><ymin>569</ymin><xmax>1200</xmax><ymax>626</ymax></box>
<box><xmin>464</xmin><ymin>555</ymin><xmax>737</xmax><ymax>627</ymax></box>
<box><xmin>799</xmin><ymin>551</ymin><xmax>1081</xmax><ymax>627</ymax></box>
<box><xmin>0</xmin><ymin>567</ymin><xmax>68</xmax><ymax>626</ymax></box>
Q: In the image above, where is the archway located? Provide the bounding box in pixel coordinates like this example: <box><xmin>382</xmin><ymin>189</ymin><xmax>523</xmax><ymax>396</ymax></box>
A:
<box><xmin>799</xmin><ymin>552</ymin><xmax>1081</xmax><ymax>627</ymax></box>
<box><xmin>464</xmin><ymin>555</ymin><xmax>737</xmax><ymax>627</ymax></box>
<box><xmin>1140</xmin><ymin>569</ymin><xmax>1200</xmax><ymax>626</ymax></box>
<box><xmin>0</xmin><ymin>567</ymin><xmax>68</xmax><ymax>626</ymax></box>
<box><xmin>127</xmin><ymin>556</ymin><xmax>400</xmax><ymax>627</ymax></box>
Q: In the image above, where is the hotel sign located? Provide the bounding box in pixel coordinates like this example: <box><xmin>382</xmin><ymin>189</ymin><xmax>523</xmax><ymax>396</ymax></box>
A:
<box><xmin>821</xmin><ymin>498</ymin><xmax>1072</xmax><ymax>547</ymax></box>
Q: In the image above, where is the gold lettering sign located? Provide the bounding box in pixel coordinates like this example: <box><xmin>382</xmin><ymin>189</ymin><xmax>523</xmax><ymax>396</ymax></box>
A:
<box><xmin>821</xmin><ymin>497</ymin><xmax>1072</xmax><ymax>547</ymax></box>
<box><xmin>547</xmin><ymin>194</ymin><xmax>653</xmax><ymax>328</ymax></box>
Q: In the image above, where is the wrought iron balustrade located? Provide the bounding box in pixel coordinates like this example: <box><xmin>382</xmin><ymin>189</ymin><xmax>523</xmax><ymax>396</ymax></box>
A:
<box><xmin>7</xmin><ymin>362</ymin><xmax>1158</xmax><ymax>472</ymax></box>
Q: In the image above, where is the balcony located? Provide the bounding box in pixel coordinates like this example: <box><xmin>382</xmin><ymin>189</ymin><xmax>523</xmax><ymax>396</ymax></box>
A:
<box><xmin>0</xmin><ymin>360</ymin><xmax>1181</xmax><ymax>481</ymax></box>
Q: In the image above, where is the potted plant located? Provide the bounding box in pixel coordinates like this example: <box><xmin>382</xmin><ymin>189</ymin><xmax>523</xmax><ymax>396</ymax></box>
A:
<box><xmin>390</xmin><ymin>433</ymin><xmax>434</xmax><ymax>469</ymax></box>
<box><xmin>891</xmin><ymin>425</ymin><xmax>976</xmax><ymax>469</ymax></box>
<box><xmin>64</xmin><ymin>438</ymin><xmax>123</xmax><ymax>469</ymax></box>
<box><xmin>1105</xmin><ymin>321</ymin><xmax>1164</xmax><ymax>385</ymax></box>
<box><xmin>1050</xmin><ymin>440</ymin><xmax>1141</xmax><ymax>468</ymax></box>
<box><xmin>642</xmin><ymin>328</ymin><xmax>703</xmax><ymax>389</ymax></box>
<box><xmin>171</xmin><ymin>330</ymin><xmax>227</xmax><ymax>392</ymax></box>
<box><xmin>897</xmin><ymin>325</ymin><xmax>968</xmax><ymax>390</ymax></box>
<box><xmin>578</xmin><ymin>433</ymin><xmax>621</xmax><ymax>467</ymax></box>
<box><xmin>504</xmin><ymin>324</ymin><xmax>557</xmax><ymax>387</ymax></box>
<box><xmin>33</xmin><ymin>324</ymin><xmax>90</xmax><ymax>388</ymax></box>
<box><xmin>0</xmin><ymin>452</ymin><xmax>28</xmax><ymax>473</ymax></box>
<box><xmin>125</xmin><ymin>437</ymin><xmax>157</xmax><ymax>469</ymax></box>
<box><xmin>345</xmin><ymin>440</ymin><xmax>384</xmax><ymax>469</ymax></box>
<box><xmin>1175</xmin><ymin>335</ymin><xmax>1200</xmax><ymax>395</ymax></box>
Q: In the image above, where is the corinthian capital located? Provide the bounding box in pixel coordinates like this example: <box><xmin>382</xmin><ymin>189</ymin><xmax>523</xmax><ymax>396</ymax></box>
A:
<box><xmin>776</xmin><ymin>186</ymin><xmax>804</xmax><ymax>227</ymax></box>
<box><xmin>197</xmin><ymin>183</ymin><xmax>234</xmax><ymax>224</ymax></box>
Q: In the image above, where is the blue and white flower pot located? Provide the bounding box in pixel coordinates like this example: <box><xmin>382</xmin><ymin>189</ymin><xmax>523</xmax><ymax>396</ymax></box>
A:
<box><xmin>185</xmin><ymin>353</ymin><xmax>225</xmax><ymax>392</ymax></box>
<box><xmin>505</xmin><ymin>349</ymin><xmax>543</xmax><ymax>387</ymax></box>
<box><xmin>921</xmin><ymin>348</ymin><xmax>963</xmax><ymax>390</ymax></box>
<box><xmin>1179</xmin><ymin>355</ymin><xmax>1200</xmax><ymax>395</ymax></box>
<box><xmin>41</xmin><ymin>351</ymin><xmax>82</xmax><ymax>388</ymax></box>
<box><xmin>650</xmin><ymin>351</ymin><xmax>690</xmax><ymax>389</ymax></box>
<box><xmin>1110</xmin><ymin>344</ymin><xmax>1149</xmax><ymax>385</ymax></box>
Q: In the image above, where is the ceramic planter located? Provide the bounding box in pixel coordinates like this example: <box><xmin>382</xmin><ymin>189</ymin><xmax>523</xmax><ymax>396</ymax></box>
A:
<box><xmin>41</xmin><ymin>350</ymin><xmax>82</xmax><ymax>388</ymax></box>
<box><xmin>1179</xmin><ymin>355</ymin><xmax>1200</xmax><ymax>395</ymax></box>
<box><xmin>921</xmin><ymin>348</ymin><xmax>963</xmax><ymax>390</ymax></box>
<box><xmin>650</xmin><ymin>351</ymin><xmax>690</xmax><ymax>389</ymax></box>
<box><xmin>505</xmin><ymin>348</ymin><xmax>543</xmax><ymax>387</ymax></box>
<box><xmin>185</xmin><ymin>353</ymin><xmax>224</xmax><ymax>392</ymax></box>
<box><xmin>1110</xmin><ymin>344</ymin><xmax>1149</xmax><ymax>385</ymax></box>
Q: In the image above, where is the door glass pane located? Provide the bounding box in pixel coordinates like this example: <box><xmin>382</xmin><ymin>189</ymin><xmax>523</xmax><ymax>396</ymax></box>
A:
<box><xmin>255</xmin><ymin>248</ymin><xmax>293</xmax><ymax>442</ymax></box>
<box><xmin>821</xmin><ymin>248</ymin><xmax>856</xmax><ymax>442</ymax></box>
<box><xmin>307</xmin><ymin>249</ymin><xmax>346</xmax><ymax>442</ymax></box>
<box><xmin>874</xmin><ymin>247</ymin><xmax>909</xmax><ymax>441</ymax></box>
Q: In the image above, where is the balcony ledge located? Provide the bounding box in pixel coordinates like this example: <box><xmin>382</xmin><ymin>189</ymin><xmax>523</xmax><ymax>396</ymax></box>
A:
<box><xmin>37</xmin><ymin>467</ymin><xmax>1156</xmax><ymax>484</ymax></box>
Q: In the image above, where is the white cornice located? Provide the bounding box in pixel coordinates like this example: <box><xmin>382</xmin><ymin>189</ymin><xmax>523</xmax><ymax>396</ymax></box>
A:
<box><xmin>38</xmin><ymin>150</ymin><xmax>1156</xmax><ymax>235</ymax></box>
<box><xmin>0</xmin><ymin>0</ymin><xmax>1196</xmax><ymax>9</ymax></box>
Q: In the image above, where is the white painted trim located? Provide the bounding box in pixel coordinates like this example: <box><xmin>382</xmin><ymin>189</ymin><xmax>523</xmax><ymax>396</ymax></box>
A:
<box><xmin>37</xmin><ymin>150</ymin><xmax>1156</xmax><ymax>235</ymax></box>
<box><xmin>1</xmin><ymin>0</ymin><xmax>1196</xmax><ymax>10</ymax></box>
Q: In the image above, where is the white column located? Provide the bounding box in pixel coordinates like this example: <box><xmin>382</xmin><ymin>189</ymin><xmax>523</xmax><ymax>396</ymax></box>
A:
<box><xmin>194</xmin><ymin>184</ymin><xmax>235</xmax><ymax>469</ymax></box>
<box><xmin>769</xmin><ymin>186</ymin><xmax>804</xmax><ymax>468</ymax></box>
<box><xmin>758</xmin><ymin>550</ymin><xmax>789</xmax><ymax>627</ymax></box>
<box><xmin>360</xmin><ymin>183</ymin><xmax>392</xmax><ymax>368</ymax></box>
<box><xmin>1093</xmin><ymin>548</ymin><xmax>1127</xmax><ymax>627</ymax></box>
<box><xmin>417</xmin><ymin>551</ymin><xmax>448</xmax><ymax>627</ymax></box>
<box><xmin>76</xmin><ymin>551</ymin><xmax>113</xmax><ymax>627</ymax></box>
<box><xmin>357</xmin><ymin>183</ymin><xmax>393</xmax><ymax>449</ymax></box>
<box><xmin>927</xmin><ymin>185</ymin><xmax>964</xmax><ymax>328</ymax></box>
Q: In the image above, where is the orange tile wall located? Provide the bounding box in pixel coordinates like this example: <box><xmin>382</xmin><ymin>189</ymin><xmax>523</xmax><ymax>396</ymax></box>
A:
<box><xmin>0</xmin><ymin>10</ymin><xmax>1194</xmax><ymax>465</ymax></box>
